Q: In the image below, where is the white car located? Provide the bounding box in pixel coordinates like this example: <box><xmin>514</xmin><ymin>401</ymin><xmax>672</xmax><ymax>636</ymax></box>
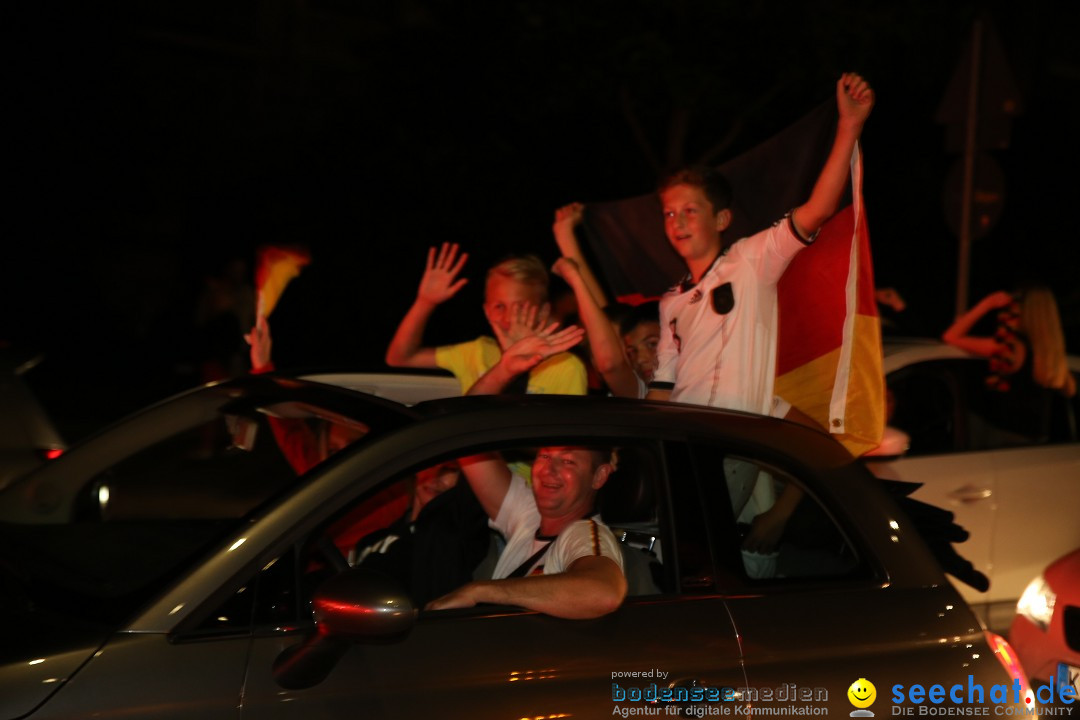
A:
<box><xmin>303</xmin><ymin>370</ymin><xmax>459</xmax><ymax>405</ymax></box>
<box><xmin>866</xmin><ymin>339</ymin><xmax>1080</xmax><ymax>632</ymax></box>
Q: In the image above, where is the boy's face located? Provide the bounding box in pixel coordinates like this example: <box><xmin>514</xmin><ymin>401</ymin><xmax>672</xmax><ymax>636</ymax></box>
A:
<box><xmin>660</xmin><ymin>183</ymin><xmax>729</xmax><ymax>266</ymax></box>
<box><xmin>483</xmin><ymin>275</ymin><xmax>548</xmax><ymax>336</ymax></box>
<box><xmin>623</xmin><ymin>320</ymin><xmax>661</xmax><ymax>383</ymax></box>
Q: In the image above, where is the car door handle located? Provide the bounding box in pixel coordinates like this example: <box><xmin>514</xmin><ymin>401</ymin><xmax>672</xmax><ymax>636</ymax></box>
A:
<box><xmin>947</xmin><ymin>485</ymin><xmax>993</xmax><ymax>503</ymax></box>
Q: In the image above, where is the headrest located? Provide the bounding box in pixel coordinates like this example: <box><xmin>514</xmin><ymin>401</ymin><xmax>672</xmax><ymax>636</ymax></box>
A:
<box><xmin>598</xmin><ymin>448</ymin><xmax>656</xmax><ymax>524</ymax></box>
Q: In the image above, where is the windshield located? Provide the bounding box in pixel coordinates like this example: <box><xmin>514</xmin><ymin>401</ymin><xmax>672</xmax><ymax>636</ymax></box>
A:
<box><xmin>0</xmin><ymin>378</ymin><xmax>407</xmax><ymax>627</ymax></box>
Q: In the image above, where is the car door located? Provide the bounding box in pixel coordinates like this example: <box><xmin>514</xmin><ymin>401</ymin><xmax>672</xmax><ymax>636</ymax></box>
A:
<box><xmin>687</xmin><ymin>439</ymin><xmax>999</xmax><ymax>715</ymax></box>
<box><xmin>955</xmin><ymin>362</ymin><xmax>1080</xmax><ymax>621</ymax></box>
<box><xmin>868</xmin><ymin>359</ymin><xmax>998</xmax><ymax>605</ymax></box>
<box><xmin>235</xmin><ymin>434</ymin><xmax>748</xmax><ymax>718</ymax></box>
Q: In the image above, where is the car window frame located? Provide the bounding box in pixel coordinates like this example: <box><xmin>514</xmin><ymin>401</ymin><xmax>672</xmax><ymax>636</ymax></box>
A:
<box><xmin>684</xmin><ymin>433</ymin><xmax>883</xmax><ymax>595</ymax></box>
<box><xmin>166</xmin><ymin>406</ymin><xmax>891</xmax><ymax>642</ymax></box>
<box><xmin>171</xmin><ymin>430</ymin><xmax>694</xmax><ymax>640</ymax></box>
<box><xmin>887</xmin><ymin>356</ymin><xmax>1080</xmax><ymax>456</ymax></box>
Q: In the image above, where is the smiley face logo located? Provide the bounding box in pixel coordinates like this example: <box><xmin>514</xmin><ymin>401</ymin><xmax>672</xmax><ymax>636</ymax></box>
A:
<box><xmin>847</xmin><ymin>678</ymin><xmax>877</xmax><ymax>709</ymax></box>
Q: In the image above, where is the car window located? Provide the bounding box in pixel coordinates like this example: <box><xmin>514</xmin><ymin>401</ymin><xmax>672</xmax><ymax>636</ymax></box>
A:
<box><xmin>75</xmin><ymin>402</ymin><xmax>368</xmax><ymax>521</ymax></box>
<box><xmin>187</xmin><ymin>548</ymin><xmax>299</xmax><ymax>637</ymax></box>
<box><xmin>311</xmin><ymin>441</ymin><xmax>673</xmax><ymax>605</ymax></box>
<box><xmin>189</xmin><ymin>429</ymin><xmax>880</xmax><ymax>639</ymax></box>
<box><xmin>886</xmin><ymin>361</ymin><xmax>964</xmax><ymax>455</ymax></box>
<box><xmin>887</xmin><ymin>359</ymin><xmax>1079</xmax><ymax>455</ymax></box>
<box><xmin>958</xmin><ymin>363</ymin><xmax>1078</xmax><ymax>449</ymax></box>
<box><xmin>662</xmin><ymin>440</ymin><xmax>719</xmax><ymax>594</ymax></box>
<box><xmin>689</xmin><ymin>442</ymin><xmax>870</xmax><ymax>588</ymax></box>
<box><xmin>0</xmin><ymin>387</ymin><xmax>382</xmax><ymax>630</ymax></box>
<box><xmin>198</xmin><ymin>437</ymin><xmax>675</xmax><ymax>636</ymax></box>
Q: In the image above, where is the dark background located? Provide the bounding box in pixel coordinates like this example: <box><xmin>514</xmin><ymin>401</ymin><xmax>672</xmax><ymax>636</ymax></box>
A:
<box><xmin>4</xmin><ymin>0</ymin><xmax>1079</xmax><ymax>440</ymax></box>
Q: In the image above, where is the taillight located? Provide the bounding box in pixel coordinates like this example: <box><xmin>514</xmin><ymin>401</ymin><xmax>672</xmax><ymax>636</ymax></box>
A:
<box><xmin>985</xmin><ymin>631</ymin><xmax>1035</xmax><ymax>706</ymax></box>
<box><xmin>41</xmin><ymin>448</ymin><xmax>64</xmax><ymax>460</ymax></box>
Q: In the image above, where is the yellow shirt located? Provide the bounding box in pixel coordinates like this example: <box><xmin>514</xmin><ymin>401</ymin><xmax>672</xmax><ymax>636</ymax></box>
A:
<box><xmin>435</xmin><ymin>336</ymin><xmax>587</xmax><ymax>395</ymax></box>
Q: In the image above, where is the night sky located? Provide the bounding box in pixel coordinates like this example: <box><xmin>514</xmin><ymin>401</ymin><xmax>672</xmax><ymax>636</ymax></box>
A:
<box><xmin>5</xmin><ymin>0</ymin><xmax>1080</xmax><ymax>440</ymax></box>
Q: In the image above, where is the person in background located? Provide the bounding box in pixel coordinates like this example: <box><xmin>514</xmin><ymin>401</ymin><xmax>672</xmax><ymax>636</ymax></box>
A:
<box><xmin>943</xmin><ymin>286</ymin><xmax>1075</xmax><ymax>398</ymax></box>
<box><xmin>350</xmin><ymin>460</ymin><xmax>489</xmax><ymax>608</ymax></box>
<box><xmin>385</xmin><ymin>243</ymin><xmax>587</xmax><ymax>396</ymax></box>
<box><xmin>195</xmin><ymin>257</ymin><xmax>255</xmax><ymax>383</ymax></box>
<box><xmin>549</xmin><ymin>202</ymin><xmax>661</xmax><ymax>396</ymax></box>
<box><xmin>552</xmin><ymin>256</ymin><xmax>644</xmax><ymax>398</ymax></box>
<box><xmin>619</xmin><ymin>301</ymin><xmax>661</xmax><ymax>385</ymax></box>
<box><xmin>943</xmin><ymin>286</ymin><xmax>1075</xmax><ymax>442</ymax></box>
<box><xmin>245</xmin><ymin>314</ymin><xmax>408</xmax><ymax>546</ymax></box>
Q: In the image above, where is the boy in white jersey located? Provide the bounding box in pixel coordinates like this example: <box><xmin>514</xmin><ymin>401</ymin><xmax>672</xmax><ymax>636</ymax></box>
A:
<box><xmin>646</xmin><ymin>72</ymin><xmax>874</xmax><ymax>414</ymax></box>
<box><xmin>645</xmin><ymin>73</ymin><xmax>874</xmax><ymax>558</ymax></box>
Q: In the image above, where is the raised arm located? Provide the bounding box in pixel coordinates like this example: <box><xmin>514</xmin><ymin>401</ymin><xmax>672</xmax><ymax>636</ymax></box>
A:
<box><xmin>942</xmin><ymin>291</ymin><xmax>1015</xmax><ymax>358</ymax></box>
<box><xmin>425</xmin><ymin>554</ymin><xmax>626</xmax><ymax>619</ymax></box>
<box><xmin>385</xmin><ymin>242</ymin><xmax>469</xmax><ymax>368</ymax></box>
<box><xmin>791</xmin><ymin>72</ymin><xmax>874</xmax><ymax>239</ymax></box>
<box><xmin>456</xmin><ymin>452</ymin><xmax>513</xmax><ymax>522</ymax></box>
<box><xmin>553</xmin><ymin>258</ymin><xmax>642</xmax><ymax>398</ymax></box>
<box><xmin>467</xmin><ymin>309</ymin><xmax>585</xmax><ymax>395</ymax></box>
<box><xmin>553</xmin><ymin>202</ymin><xmax>609</xmax><ymax>308</ymax></box>
<box><xmin>245</xmin><ymin>314</ymin><xmax>275</xmax><ymax>374</ymax></box>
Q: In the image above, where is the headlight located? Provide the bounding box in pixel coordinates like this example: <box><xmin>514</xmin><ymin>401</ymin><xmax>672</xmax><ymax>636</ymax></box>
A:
<box><xmin>1016</xmin><ymin>574</ymin><xmax>1056</xmax><ymax>631</ymax></box>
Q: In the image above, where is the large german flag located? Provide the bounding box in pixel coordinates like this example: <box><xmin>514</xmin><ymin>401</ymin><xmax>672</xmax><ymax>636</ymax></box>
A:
<box><xmin>773</xmin><ymin>146</ymin><xmax>884</xmax><ymax>456</ymax></box>
<box><xmin>581</xmin><ymin>100</ymin><xmax>884</xmax><ymax>456</ymax></box>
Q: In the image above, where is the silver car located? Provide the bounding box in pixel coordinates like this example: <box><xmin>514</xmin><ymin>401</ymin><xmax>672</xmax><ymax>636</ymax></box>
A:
<box><xmin>0</xmin><ymin>375</ymin><xmax>1034</xmax><ymax>718</ymax></box>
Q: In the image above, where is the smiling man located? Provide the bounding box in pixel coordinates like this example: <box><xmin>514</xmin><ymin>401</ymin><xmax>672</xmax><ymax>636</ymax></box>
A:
<box><xmin>425</xmin><ymin>445</ymin><xmax>627</xmax><ymax>619</ymax></box>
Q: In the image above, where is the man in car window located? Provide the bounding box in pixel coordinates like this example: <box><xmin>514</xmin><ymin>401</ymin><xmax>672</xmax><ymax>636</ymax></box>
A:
<box><xmin>349</xmin><ymin>461</ymin><xmax>489</xmax><ymax>608</ymax></box>
<box><xmin>425</xmin><ymin>446</ymin><xmax>627</xmax><ymax>619</ymax></box>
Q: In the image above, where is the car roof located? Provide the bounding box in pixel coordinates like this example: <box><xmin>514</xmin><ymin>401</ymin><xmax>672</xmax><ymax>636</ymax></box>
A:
<box><xmin>0</xmin><ymin>374</ymin><xmax>421</xmax><ymax>519</ymax></box>
<box><xmin>406</xmin><ymin>393</ymin><xmax>858</xmax><ymax>472</ymax></box>
<box><xmin>301</xmin><ymin>369</ymin><xmax>459</xmax><ymax>405</ymax></box>
<box><xmin>882</xmin><ymin>336</ymin><xmax>1080</xmax><ymax>373</ymax></box>
<box><xmin>881</xmin><ymin>337</ymin><xmax>973</xmax><ymax>373</ymax></box>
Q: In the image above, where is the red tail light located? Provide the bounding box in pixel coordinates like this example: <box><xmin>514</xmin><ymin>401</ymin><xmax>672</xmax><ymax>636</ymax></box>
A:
<box><xmin>985</xmin><ymin>631</ymin><xmax>1035</xmax><ymax>706</ymax></box>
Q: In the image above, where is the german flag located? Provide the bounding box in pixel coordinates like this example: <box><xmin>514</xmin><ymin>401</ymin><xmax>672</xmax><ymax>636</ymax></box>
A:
<box><xmin>773</xmin><ymin>146</ymin><xmax>884</xmax><ymax>456</ymax></box>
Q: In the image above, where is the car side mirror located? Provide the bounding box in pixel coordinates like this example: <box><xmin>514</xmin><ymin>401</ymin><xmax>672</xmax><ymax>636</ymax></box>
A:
<box><xmin>273</xmin><ymin>568</ymin><xmax>416</xmax><ymax>689</ymax></box>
